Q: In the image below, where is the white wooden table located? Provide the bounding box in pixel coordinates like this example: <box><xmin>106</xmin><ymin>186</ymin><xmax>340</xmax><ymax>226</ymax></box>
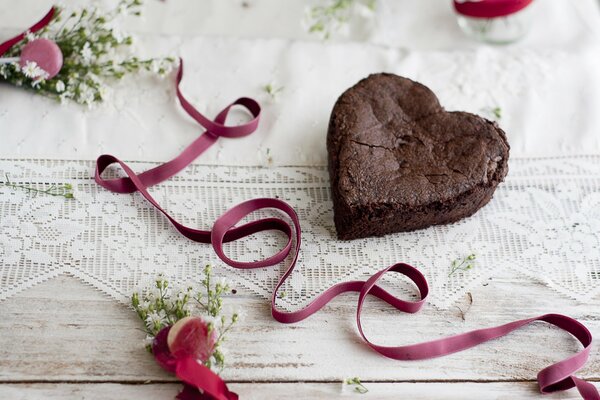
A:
<box><xmin>1</xmin><ymin>270</ymin><xmax>598</xmax><ymax>399</ymax></box>
<box><xmin>1</xmin><ymin>1</ymin><xmax>599</xmax><ymax>399</ymax></box>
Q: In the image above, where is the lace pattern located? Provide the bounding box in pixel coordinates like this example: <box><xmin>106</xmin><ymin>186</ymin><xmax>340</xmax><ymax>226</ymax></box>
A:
<box><xmin>1</xmin><ymin>156</ymin><xmax>599</xmax><ymax>309</ymax></box>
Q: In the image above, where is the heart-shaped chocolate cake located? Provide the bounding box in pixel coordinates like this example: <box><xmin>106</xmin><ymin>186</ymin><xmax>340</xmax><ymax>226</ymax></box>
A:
<box><xmin>327</xmin><ymin>73</ymin><xmax>509</xmax><ymax>240</ymax></box>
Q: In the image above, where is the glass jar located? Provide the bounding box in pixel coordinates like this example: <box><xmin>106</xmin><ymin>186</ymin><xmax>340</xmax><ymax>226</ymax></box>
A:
<box><xmin>454</xmin><ymin>0</ymin><xmax>534</xmax><ymax>44</ymax></box>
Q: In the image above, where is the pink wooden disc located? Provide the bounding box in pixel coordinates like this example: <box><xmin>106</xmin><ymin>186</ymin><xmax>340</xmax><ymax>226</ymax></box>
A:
<box><xmin>19</xmin><ymin>38</ymin><xmax>63</xmax><ymax>79</ymax></box>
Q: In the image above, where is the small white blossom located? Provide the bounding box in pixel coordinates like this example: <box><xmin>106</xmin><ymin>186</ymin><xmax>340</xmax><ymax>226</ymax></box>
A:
<box><xmin>25</xmin><ymin>30</ymin><xmax>36</xmax><ymax>42</ymax></box>
<box><xmin>204</xmin><ymin>315</ymin><xmax>220</xmax><ymax>329</ymax></box>
<box><xmin>55</xmin><ymin>80</ymin><xmax>66</xmax><ymax>92</ymax></box>
<box><xmin>31</xmin><ymin>78</ymin><xmax>45</xmax><ymax>88</ymax></box>
<box><xmin>59</xmin><ymin>92</ymin><xmax>71</xmax><ymax>104</ymax></box>
<box><xmin>112</xmin><ymin>29</ymin><xmax>125</xmax><ymax>43</ymax></box>
<box><xmin>0</xmin><ymin>64</ymin><xmax>8</xmax><ymax>79</ymax></box>
<box><xmin>145</xmin><ymin>310</ymin><xmax>167</xmax><ymax>330</ymax></box>
<box><xmin>81</xmin><ymin>42</ymin><xmax>93</xmax><ymax>64</ymax></box>
<box><xmin>117</xmin><ymin>3</ymin><xmax>128</xmax><ymax>15</ymax></box>
<box><xmin>143</xmin><ymin>335</ymin><xmax>155</xmax><ymax>347</ymax></box>
<box><xmin>140</xmin><ymin>300</ymin><xmax>151</xmax><ymax>310</ymax></box>
<box><xmin>78</xmin><ymin>83</ymin><xmax>95</xmax><ymax>105</ymax></box>
<box><xmin>21</xmin><ymin>61</ymin><xmax>48</xmax><ymax>80</ymax></box>
<box><xmin>216</xmin><ymin>277</ymin><xmax>230</xmax><ymax>289</ymax></box>
<box><xmin>150</xmin><ymin>59</ymin><xmax>161</xmax><ymax>74</ymax></box>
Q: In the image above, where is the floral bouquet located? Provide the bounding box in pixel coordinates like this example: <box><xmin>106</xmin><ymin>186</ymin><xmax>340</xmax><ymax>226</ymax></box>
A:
<box><xmin>0</xmin><ymin>0</ymin><xmax>174</xmax><ymax>106</ymax></box>
<box><xmin>132</xmin><ymin>265</ymin><xmax>240</xmax><ymax>400</ymax></box>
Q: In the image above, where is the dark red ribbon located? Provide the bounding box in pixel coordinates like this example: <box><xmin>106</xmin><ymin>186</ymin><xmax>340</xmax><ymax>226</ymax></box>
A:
<box><xmin>0</xmin><ymin>7</ymin><xmax>56</xmax><ymax>57</ymax></box>
<box><xmin>95</xmin><ymin>60</ymin><xmax>598</xmax><ymax>400</ymax></box>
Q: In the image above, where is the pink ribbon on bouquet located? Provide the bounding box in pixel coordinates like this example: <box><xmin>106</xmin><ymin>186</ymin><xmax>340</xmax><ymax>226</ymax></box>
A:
<box><xmin>94</xmin><ymin>60</ymin><xmax>599</xmax><ymax>400</ymax></box>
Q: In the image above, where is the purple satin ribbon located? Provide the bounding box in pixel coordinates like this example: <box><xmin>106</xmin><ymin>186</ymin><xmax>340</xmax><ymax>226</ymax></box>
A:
<box><xmin>95</xmin><ymin>60</ymin><xmax>598</xmax><ymax>399</ymax></box>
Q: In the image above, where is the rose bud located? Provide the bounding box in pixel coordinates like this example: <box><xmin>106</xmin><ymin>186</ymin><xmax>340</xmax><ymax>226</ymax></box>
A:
<box><xmin>167</xmin><ymin>316</ymin><xmax>216</xmax><ymax>362</ymax></box>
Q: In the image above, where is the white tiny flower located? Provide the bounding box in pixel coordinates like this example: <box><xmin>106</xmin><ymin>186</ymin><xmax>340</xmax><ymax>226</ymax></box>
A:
<box><xmin>112</xmin><ymin>29</ymin><xmax>125</xmax><ymax>43</ymax></box>
<box><xmin>22</xmin><ymin>61</ymin><xmax>46</xmax><ymax>79</ymax></box>
<box><xmin>143</xmin><ymin>335</ymin><xmax>155</xmax><ymax>347</ymax></box>
<box><xmin>217</xmin><ymin>277</ymin><xmax>230</xmax><ymax>288</ymax></box>
<box><xmin>150</xmin><ymin>59</ymin><xmax>161</xmax><ymax>74</ymax></box>
<box><xmin>81</xmin><ymin>42</ymin><xmax>93</xmax><ymax>64</ymax></box>
<box><xmin>145</xmin><ymin>310</ymin><xmax>167</xmax><ymax>330</ymax></box>
<box><xmin>31</xmin><ymin>78</ymin><xmax>44</xmax><ymax>88</ymax></box>
<box><xmin>162</xmin><ymin>59</ymin><xmax>174</xmax><ymax>74</ymax></box>
<box><xmin>118</xmin><ymin>3</ymin><xmax>128</xmax><ymax>15</ymax></box>
<box><xmin>78</xmin><ymin>82</ymin><xmax>95</xmax><ymax>105</ymax></box>
<box><xmin>203</xmin><ymin>315</ymin><xmax>220</xmax><ymax>329</ymax></box>
<box><xmin>87</xmin><ymin>73</ymin><xmax>101</xmax><ymax>84</ymax></box>
<box><xmin>55</xmin><ymin>80</ymin><xmax>66</xmax><ymax>92</ymax></box>
<box><xmin>25</xmin><ymin>30</ymin><xmax>36</xmax><ymax>42</ymax></box>
<box><xmin>140</xmin><ymin>300</ymin><xmax>151</xmax><ymax>310</ymax></box>
<box><xmin>59</xmin><ymin>92</ymin><xmax>71</xmax><ymax>104</ymax></box>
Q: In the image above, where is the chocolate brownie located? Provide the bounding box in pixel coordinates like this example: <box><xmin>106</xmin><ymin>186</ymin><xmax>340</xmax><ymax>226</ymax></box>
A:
<box><xmin>327</xmin><ymin>73</ymin><xmax>509</xmax><ymax>240</ymax></box>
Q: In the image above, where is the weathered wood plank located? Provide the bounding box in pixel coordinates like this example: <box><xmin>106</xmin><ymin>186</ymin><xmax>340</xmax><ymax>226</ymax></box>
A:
<box><xmin>0</xmin><ymin>382</ymin><xmax>587</xmax><ymax>399</ymax></box>
<box><xmin>0</xmin><ymin>273</ymin><xmax>598</xmax><ymax>383</ymax></box>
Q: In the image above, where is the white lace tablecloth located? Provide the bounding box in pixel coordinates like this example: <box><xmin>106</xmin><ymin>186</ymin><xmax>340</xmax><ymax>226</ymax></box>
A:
<box><xmin>0</xmin><ymin>0</ymin><xmax>599</xmax><ymax>310</ymax></box>
<box><xmin>1</xmin><ymin>156</ymin><xmax>600</xmax><ymax>310</ymax></box>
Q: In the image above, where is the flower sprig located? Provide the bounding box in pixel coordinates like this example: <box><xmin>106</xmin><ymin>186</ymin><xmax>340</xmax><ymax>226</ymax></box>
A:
<box><xmin>343</xmin><ymin>376</ymin><xmax>369</xmax><ymax>394</ymax></box>
<box><xmin>0</xmin><ymin>0</ymin><xmax>175</xmax><ymax>106</ymax></box>
<box><xmin>482</xmin><ymin>106</ymin><xmax>503</xmax><ymax>120</ymax></box>
<box><xmin>131</xmin><ymin>265</ymin><xmax>239</xmax><ymax>372</ymax></box>
<box><xmin>193</xmin><ymin>264</ymin><xmax>239</xmax><ymax>371</ymax></box>
<box><xmin>3</xmin><ymin>174</ymin><xmax>74</xmax><ymax>199</ymax></box>
<box><xmin>263</xmin><ymin>82</ymin><xmax>284</xmax><ymax>100</ymax></box>
<box><xmin>306</xmin><ymin>0</ymin><xmax>376</xmax><ymax>40</ymax></box>
<box><xmin>448</xmin><ymin>253</ymin><xmax>477</xmax><ymax>277</ymax></box>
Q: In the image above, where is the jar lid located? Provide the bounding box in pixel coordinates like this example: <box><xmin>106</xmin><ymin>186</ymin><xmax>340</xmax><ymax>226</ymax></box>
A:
<box><xmin>453</xmin><ymin>0</ymin><xmax>533</xmax><ymax>18</ymax></box>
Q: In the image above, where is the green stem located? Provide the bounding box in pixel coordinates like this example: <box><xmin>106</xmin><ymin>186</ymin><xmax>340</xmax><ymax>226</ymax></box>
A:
<box><xmin>4</xmin><ymin>174</ymin><xmax>74</xmax><ymax>198</ymax></box>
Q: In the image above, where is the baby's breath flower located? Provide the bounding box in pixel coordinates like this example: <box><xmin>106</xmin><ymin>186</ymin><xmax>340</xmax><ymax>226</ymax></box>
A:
<box><xmin>143</xmin><ymin>334</ymin><xmax>155</xmax><ymax>346</ymax></box>
<box><xmin>31</xmin><ymin>78</ymin><xmax>44</xmax><ymax>88</ymax></box>
<box><xmin>78</xmin><ymin>83</ymin><xmax>95</xmax><ymax>105</ymax></box>
<box><xmin>0</xmin><ymin>65</ymin><xmax>9</xmax><ymax>79</ymax></box>
<box><xmin>80</xmin><ymin>42</ymin><xmax>93</xmax><ymax>64</ymax></box>
<box><xmin>22</xmin><ymin>61</ymin><xmax>47</xmax><ymax>80</ymax></box>
<box><xmin>55</xmin><ymin>80</ymin><xmax>65</xmax><ymax>92</ymax></box>
<box><xmin>25</xmin><ymin>30</ymin><xmax>36</xmax><ymax>43</ymax></box>
<box><xmin>145</xmin><ymin>309</ymin><xmax>167</xmax><ymax>331</ymax></box>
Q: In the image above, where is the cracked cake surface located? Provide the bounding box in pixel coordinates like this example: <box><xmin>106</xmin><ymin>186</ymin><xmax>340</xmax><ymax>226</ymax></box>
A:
<box><xmin>327</xmin><ymin>73</ymin><xmax>510</xmax><ymax>240</ymax></box>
